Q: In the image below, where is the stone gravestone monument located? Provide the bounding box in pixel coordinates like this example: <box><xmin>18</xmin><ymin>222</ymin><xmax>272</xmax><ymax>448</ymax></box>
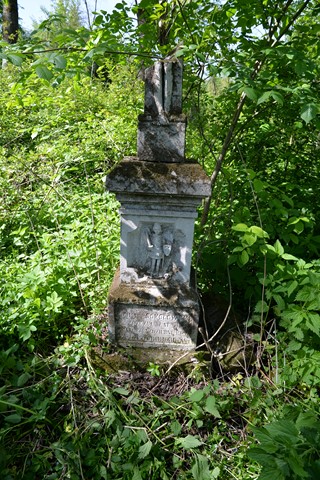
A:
<box><xmin>106</xmin><ymin>57</ymin><xmax>211</xmax><ymax>358</ymax></box>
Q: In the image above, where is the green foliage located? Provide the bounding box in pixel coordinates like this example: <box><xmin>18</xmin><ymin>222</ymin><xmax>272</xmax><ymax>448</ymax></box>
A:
<box><xmin>0</xmin><ymin>1</ymin><xmax>320</xmax><ymax>478</ymax></box>
<box><xmin>0</xmin><ymin>353</ymin><xmax>260</xmax><ymax>479</ymax></box>
<box><xmin>249</xmin><ymin>410</ymin><xmax>320</xmax><ymax>479</ymax></box>
<box><xmin>146</xmin><ymin>362</ymin><xmax>161</xmax><ymax>376</ymax></box>
<box><xmin>0</xmin><ymin>63</ymin><xmax>143</xmax><ymax>349</ymax></box>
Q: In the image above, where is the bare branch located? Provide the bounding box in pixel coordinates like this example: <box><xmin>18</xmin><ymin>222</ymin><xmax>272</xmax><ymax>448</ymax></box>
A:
<box><xmin>21</xmin><ymin>46</ymin><xmax>160</xmax><ymax>59</ymax></box>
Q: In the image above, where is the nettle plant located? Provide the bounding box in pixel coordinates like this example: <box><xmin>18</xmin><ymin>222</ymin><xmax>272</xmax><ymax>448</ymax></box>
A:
<box><xmin>249</xmin><ymin>409</ymin><xmax>320</xmax><ymax>480</ymax></box>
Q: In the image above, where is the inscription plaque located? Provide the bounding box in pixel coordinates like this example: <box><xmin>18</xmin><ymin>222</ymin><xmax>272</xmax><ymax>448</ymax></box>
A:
<box><xmin>114</xmin><ymin>305</ymin><xmax>198</xmax><ymax>349</ymax></box>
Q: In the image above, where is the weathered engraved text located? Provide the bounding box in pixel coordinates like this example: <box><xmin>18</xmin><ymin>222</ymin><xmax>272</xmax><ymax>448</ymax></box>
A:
<box><xmin>115</xmin><ymin>305</ymin><xmax>198</xmax><ymax>349</ymax></box>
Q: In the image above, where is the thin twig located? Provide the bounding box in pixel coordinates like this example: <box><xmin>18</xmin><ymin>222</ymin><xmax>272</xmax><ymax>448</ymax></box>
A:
<box><xmin>21</xmin><ymin>46</ymin><xmax>160</xmax><ymax>59</ymax></box>
<box><xmin>83</xmin><ymin>0</ymin><xmax>92</xmax><ymax>29</ymax></box>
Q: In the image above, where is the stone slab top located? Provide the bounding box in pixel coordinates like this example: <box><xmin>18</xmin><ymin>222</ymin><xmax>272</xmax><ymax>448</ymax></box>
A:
<box><xmin>106</xmin><ymin>157</ymin><xmax>211</xmax><ymax>198</ymax></box>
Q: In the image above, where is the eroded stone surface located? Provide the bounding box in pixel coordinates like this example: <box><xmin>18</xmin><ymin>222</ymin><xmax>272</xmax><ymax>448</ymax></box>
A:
<box><xmin>143</xmin><ymin>59</ymin><xmax>183</xmax><ymax>118</ymax></box>
<box><xmin>106</xmin><ymin>157</ymin><xmax>212</xmax><ymax>198</ymax></box>
<box><xmin>114</xmin><ymin>306</ymin><xmax>197</xmax><ymax>348</ymax></box>
<box><xmin>108</xmin><ymin>271</ymin><xmax>199</xmax><ymax>350</ymax></box>
<box><xmin>138</xmin><ymin>58</ymin><xmax>186</xmax><ymax>163</ymax></box>
<box><xmin>137</xmin><ymin>120</ymin><xmax>186</xmax><ymax>163</ymax></box>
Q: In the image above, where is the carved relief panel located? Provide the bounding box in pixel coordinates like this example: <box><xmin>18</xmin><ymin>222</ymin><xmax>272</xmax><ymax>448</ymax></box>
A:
<box><xmin>127</xmin><ymin>221</ymin><xmax>186</xmax><ymax>280</ymax></box>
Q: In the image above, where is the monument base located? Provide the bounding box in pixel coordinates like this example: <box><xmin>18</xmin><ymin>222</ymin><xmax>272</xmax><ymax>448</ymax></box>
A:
<box><xmin>108</xmin><ymin>270</ymin><xmax>199</xmax><ymax>351</ymax></box>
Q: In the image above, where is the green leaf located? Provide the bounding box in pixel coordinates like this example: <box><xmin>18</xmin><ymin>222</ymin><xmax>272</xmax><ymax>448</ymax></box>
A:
<box><xmin>260</xmin><ymin>244</ymin><xmax>276</xmax><ymax>255</ymax></box>
<box><xmin>242</xmin><ymin>233</ymin><xmax>257</xmax><ymax>247</ymax></box>
<box><xmin>34</xmin><ymin>297</ymin><xmax>41</xmax><ymax>308</ymax></box>
<box><xmin>300</xmin><ymin>103</ymin><xmax>319</xmax><ymax>124</ymax></box>
<box><xmin>132</xmin><ymin>467</ymin><xmax>143</xmax><ymax>480</ymax></box>
<box><xmin>52</xmin><ymin>54</ymin><xmax>67</xmax><ymax>69</ymax></box>
<box><xmin>113</xmin><ymin>387</ymin><xmax>130</xmax><ymax>396</ymax></box>
<box><xmin>189</xmin><ymin>389</ymin><xmax>205</xmax><ymax>402</ymax></box>
<box><xmin>226</xmin><ymin>7</ymin><xmax>237</xmax><ymax>18</ymax></box>
<box><xmin>287</xmin><ymin>216</ymin><xmax>300</xmax><ymax>225</ymax></box>
<box><xmin>204</xmin><ymin>396</ymin><xmax>221</xmax><ymax>418</ymax></box>
<box><xmin>295</xmin><ymin>411</ymin><xmax>318</xmax><ymax>430</ymax></box>
<box><xmin>191</xmin><ymin>454</ymin><xmax>212</xmax><ymax>480</ymax></box>
<box><xmin>272</xmin><ymin>294</ymin><xmax>285</xmax><ymax>311</ymax></box>
<box><xmin>17</xmin><ymin>372</ymin><xmax>32</xmax><ymax>387</ymax></box>
<box><xmin>239</xmin><ymin>249</ymin><xmax>249</xmax><ymax>266</ymax></box>
<box><xmin>232</xmin><ymin>223</ymin><xmax>248</xmax><ymax>232</ymax></box>
<box><xmin>265</xmin><ymin>419</ymin><xmax>299</xmax><ymax>442</ymax></box>
<box><xmin>250</xmin><ymin>226</ymin><xmax>268</xmax><ymax>238</ymax></box>
<box><xmin>7</xmin><ymin>53</ymin><xmax>24</xmax><ymax>66</ymax></box>
<box><xmin>295</xmin><ymin>287</ymin><xmax>314</xmax><ymax>302</ymax></box>
<box><xmin>281</xmin><ymin>253</ymin><xmax>298</xmax><ymax>261</ymax></box>
<box><xmin>257</xmin><ymin>91</ymin><xmax>272</xmax><ymax>105</ymax></box>
<box><xmin>287</xmin><ymin>280</ymin><xmax>298</xmax><ymax>296</ymax></box>
<box><xmin>138</xmin><ymin>440</ymin><xmax>152</xmax><ymax>459</ymax></box>
<box><xmin>286</xmin><ymin>454</ymin><xmax>308</xmax><ymax>477</ymax></box>
<box><xmin>250</xmin><ymin>427</ymin><xmax>278</xmax><ymax>454</ymax></box>
<box><xmin>248</xmin><ymin>448</ymin><xmax>276</xmax><ymax>467</ymax></box>
<box><xmin>254</xmin><ymin>300</ymin><xmax>268</xmax><ymax>314</ymax></box>
<box><xmin>306</xmin><ymin>312</ymin><xmax>320</xmax><ymax>336</ymax></box>
<box><xmin>17</xmin><ymin>324</ymin><xmax>37</xmax><ymax>341</ymax></box>
<box><xmin>212</xmin><ymin>467</ymin><xmax>220</xmax><ymax>478</ymax></box>
<box><xmin>5</xmin><ymin>413</ymin><xmax>22</xmax><ymax>424</ymax></box>
<box><xmin>253</xmin><ymin>179</ymin><xmax>265</xmax><ymax>193</ymax></box>
<box><xmin>243</xmin><ymin>86</ymin><xmax>257</xmax><ymax>101</ymax></box>
<box><xmin>274</xmin><ymin>240</ymin><xmax>284</xmax><ymax>256</ymax></box>
<box><xmin>257</xmin><ymin>90</ymin><xmax>284</xmax><ymax>105</ymax></box>
<box><xmin>171</xmin><ymin>420</ymin><xmax>182</xmax><ymax>436</ymax></box>
<box><xmin>270</xmin><ymin>91</ymin><xmax>284</xmax><ymax>105</ymax></box>
<box><xmin>176</xmin><ymin>435</ymin><xmax>203</xmax><ymax>449</ymax></box>
<box><xmin>35</xmin><ymin>66</ymin><xmax>54</xmax><ymax>81</ymax></box>
<box><xmin>259</xmin><ymin>467</ymin><xmax>286</xmax><ymax>480</ymax></box>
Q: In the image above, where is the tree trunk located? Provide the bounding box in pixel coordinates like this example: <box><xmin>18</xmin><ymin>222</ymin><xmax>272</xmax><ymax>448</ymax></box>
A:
<box><xmin>2</xmin><ymin>0</ymin><xmax>19</xmax><ymax>44</ymax></box>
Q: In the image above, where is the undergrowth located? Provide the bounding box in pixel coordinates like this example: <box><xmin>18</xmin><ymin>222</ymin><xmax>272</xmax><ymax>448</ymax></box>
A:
<box><xmin>0</xmin><ymin>55</ymin><xmax>320</xmax><ymax>479</ymax></box>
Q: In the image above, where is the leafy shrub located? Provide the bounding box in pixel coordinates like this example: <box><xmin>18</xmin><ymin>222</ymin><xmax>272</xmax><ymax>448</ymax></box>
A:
<box><xmin>249</xmin><ymin>410</ymin><xmax>320</xmax><ymax>480</ymax></box>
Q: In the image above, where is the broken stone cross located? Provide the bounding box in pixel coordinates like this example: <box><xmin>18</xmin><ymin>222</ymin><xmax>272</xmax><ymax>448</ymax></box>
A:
<box><xmin>137</xmin><ymin>58</ymin><xmax>186</xmax><ymax>162</ymax></box>
<box><xmin>105</xmin><ymin>55</ymin><xmax>211</xmax><ymax>360</ymax></box>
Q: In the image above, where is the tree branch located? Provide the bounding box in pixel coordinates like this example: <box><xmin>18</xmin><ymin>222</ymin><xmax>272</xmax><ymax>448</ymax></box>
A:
<box><xmin>21</xmin><ymin>46</ymin><xmax>160</xmax><ymax>59</ymax></box>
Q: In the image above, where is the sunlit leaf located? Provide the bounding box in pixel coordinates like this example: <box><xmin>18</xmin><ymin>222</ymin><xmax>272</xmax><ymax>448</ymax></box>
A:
<box><xmin>300</xmin><ymin>103</ymin><xmax>319</xmax><ymax>124</ymax></box>
<box><xmin>176</xmin><ymin>435</ymin><xmax>203</xmax><ymax>449</ymax></box>
<box><xmin>239</xmin><ymin>249</ymin><xmax>249</xmax><ymax>265</ymax></box>
<box><xmin>138</xmin><ymin>440</ymin><xmax>152</xmax><ymax>459</ymax></box>
<box><xmin>274</xmin><ymin>240</ymin><xmax>284</xmax><ymax>256</ymax></box>
<box><xmin>232</xmin><ymin>223</ymin><xmax>248</xmax><ymax>232</ymax></box>
<box><xmin>243</xmin><ymin>86</ymin><xmax>257</xmax><ymax>101</ymax></box>
<box><xmin>204</xmin><ymin>396</ymin><xmax>221</xmax><ymax>418</ymax></box>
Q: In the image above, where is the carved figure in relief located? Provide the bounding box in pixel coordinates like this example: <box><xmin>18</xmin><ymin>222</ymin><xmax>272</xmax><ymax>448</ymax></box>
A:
<box><xmin>146</xmin><ymin>223</ymin><xmax>172</xmax><ymax>277</ymax></box>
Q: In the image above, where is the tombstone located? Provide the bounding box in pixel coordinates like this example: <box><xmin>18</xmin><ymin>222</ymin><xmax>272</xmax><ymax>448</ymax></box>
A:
<box><xmin>106</xmin><ymin>55</ymin><xmax>211</xmax><ymax>358</ymax></box>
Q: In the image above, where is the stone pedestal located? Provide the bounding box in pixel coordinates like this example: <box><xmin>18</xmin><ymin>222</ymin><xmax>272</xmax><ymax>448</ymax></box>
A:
<box><xmin>106</xmin><ymin>157</ymin><xmax>211</xmax><ymax>353</ymax></box>
<box><xmin>109</xmin><ymin>270</ymin><xmax>199</xmax><ymax>350</ymax></box>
